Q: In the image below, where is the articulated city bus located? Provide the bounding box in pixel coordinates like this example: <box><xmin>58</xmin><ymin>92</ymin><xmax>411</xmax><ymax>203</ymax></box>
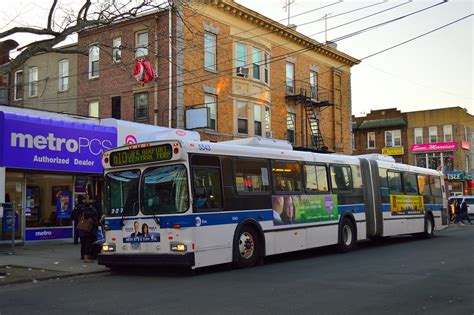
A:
<box><xmin>98</xmin><ymin>138</ymin><xmax>447</xmax><ymax>270</ymax></box>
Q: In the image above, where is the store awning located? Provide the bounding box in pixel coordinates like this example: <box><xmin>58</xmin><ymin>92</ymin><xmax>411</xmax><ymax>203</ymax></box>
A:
<box><xmin>358</xmin><ymin>118</ymin><xmax>406</xmax><ymax>130</ymax></box>
<box><xmin>0</xmin><ymin>111</ymin><xmax>117</xmax><ymax>173</ymax></box>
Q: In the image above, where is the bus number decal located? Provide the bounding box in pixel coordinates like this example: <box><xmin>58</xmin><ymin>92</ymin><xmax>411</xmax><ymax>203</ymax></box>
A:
<box><xmin>198</xmin><ymin>144</ymin><xmax>212</xmax><ymax>151</ymax></box>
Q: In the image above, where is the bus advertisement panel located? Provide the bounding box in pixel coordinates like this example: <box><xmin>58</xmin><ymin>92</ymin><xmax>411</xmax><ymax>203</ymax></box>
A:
<box><xmin>272</xmin><ymin>194</ymin><xmax>338</xmax><ymax>225</ymax></box>
<box><xmin>390</xmin><ymin>194</ymin><xmax>424</xmax><ymax>215</ymax></box>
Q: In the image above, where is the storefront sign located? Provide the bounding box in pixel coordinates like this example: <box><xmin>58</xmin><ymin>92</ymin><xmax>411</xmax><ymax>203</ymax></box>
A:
<box><xmin>390</xmin><ymin>194</ymin><xmax>424</xmax><ymax>215</ymax></box>
<box><xmin>461</xmin><ymin>140</ymin><xmax>470</xmax><ymax>150</ymax></box>
<box><xmin>0</xmin><ymin>112</ymin><xmax>117</xmax><ymax>173</ymax></box>
<box><xmin>25</xmin><ymin>227</ymin><xmax>73</xmax><ymax>241</ymax></box>
<box><xmin>446</xmin><ymin>171</ymin><xmax>465</xmax><ymax>181</ymax></box>
<box><xmin>382</xmin><ymin>147</ymin><xmax>404</xmax><ymax>155</ymax></box>
<box><xmin>411</xmin><ymin>142</ymin><xmax>457</xmax><ymax>153</ymax></box>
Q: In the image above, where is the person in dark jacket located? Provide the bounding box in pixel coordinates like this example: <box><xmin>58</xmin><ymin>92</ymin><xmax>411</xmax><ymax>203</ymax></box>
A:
<box><xmin>77</xmin><ymin>202</ymin><xmax>99</xmax><ymax>262</ymax></box>
<box><xmin>71</xmin><ymin>195</ymin><xmax>86</xmax><ymax>245</ymax></box>
<box><xmin>460</xmin><ymin>200</ymin><xmax>472</xmax><ymax>225</ymax></box>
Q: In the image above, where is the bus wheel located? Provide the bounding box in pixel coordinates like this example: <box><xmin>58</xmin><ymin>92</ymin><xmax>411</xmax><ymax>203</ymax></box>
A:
<box><xmin>338</xmin><ymin>217</ymin><xmax>356</xmax><ymax>253</ymax></box>
<box><xmin>421</xmin><ymin>215</ymin><xmax>434</xmax><ymax>239</ymax></box>
<box><xmin>234</xmin><ymin>225</ymin><xmax>259</xmax><ymax>268</ymax></box>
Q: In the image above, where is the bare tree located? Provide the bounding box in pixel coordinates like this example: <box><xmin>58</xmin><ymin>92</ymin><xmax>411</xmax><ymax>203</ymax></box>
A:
<box><xmin>0</xmin><ymin>0</ymin><xmax>171</xmax><ymax>75</ymax></box>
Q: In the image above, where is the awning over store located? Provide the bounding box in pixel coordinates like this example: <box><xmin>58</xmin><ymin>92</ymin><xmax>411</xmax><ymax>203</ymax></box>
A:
<box><xmin>0</xmin><ymin>111</ymin><xmax>117</xmax><ymax>173</ymax></box>
<box><xmin>358</xmin><ymin>118</ymin><xmax>406</xmax><ymax>130</ymax></box>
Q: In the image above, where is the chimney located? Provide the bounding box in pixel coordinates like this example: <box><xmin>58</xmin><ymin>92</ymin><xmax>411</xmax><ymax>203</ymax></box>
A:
<box><xmin>287</xmin><ymin>23</ymin><xmax>297</xmax><ymax>31</ymax></box>
<box><xmin>325</xmin><ymin>41</ymin><xmax>337</xmax><ymax>49</ymax></box>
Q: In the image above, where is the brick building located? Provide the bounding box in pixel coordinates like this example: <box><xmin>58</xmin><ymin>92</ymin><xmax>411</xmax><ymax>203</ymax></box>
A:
<box><xmin>352</xmin><ymin>108</ymin><xmax>408</xmax><ymax>163</ymax></box>
<box><xmin>406</xmin><ymin>107</ymin><xmax>473</xmax><ymax>196</ymax></box>
<box><xmin>77</xmin><ymin>1</ymin><xmax>359</xmax><ymax>152</ymax></box>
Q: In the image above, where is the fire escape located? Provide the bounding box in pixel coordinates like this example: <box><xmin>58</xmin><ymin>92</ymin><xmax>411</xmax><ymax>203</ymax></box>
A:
<box><xmin>285</xmin><ymin>87</ymin><xmax>333</xmax><ymax>152</ymax></box>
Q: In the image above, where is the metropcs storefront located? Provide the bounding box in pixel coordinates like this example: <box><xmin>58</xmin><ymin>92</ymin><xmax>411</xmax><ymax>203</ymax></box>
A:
<box><xmin>0</xmin><ymin>111</ymin><xmax>116</xmax><ymax>243</ymax></box>
<box><xmin>0</xmin><ymin>108</ymin><xmax>200</xmax><ymax>244</ymax></box>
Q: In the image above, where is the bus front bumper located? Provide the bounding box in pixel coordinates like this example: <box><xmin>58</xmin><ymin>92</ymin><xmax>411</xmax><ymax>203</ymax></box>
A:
<box><xmin>98</xmin><ymin>253</ymin><xmax>195</xmax><ymax>267</ymax></box>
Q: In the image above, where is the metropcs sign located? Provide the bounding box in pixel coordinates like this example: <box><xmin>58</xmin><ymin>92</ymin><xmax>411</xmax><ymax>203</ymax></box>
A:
<box><xmin>0</xmin><ymin>112</ymin><xmax>117</xmax><ymax>173</ymax></box>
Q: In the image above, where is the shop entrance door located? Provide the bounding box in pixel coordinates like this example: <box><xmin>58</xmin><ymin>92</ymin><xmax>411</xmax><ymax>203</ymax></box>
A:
<box><xmin>1</xmin><ymin>172</ymin><xmax>25</xmax><ymax>242</ymax></box>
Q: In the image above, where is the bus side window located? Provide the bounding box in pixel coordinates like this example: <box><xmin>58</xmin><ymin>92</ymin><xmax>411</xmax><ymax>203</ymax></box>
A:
<box><xmin>272</xmin><ymin>160</ymin><xmax>302</xmax><ymax>193</ymax></box>
<box><xmin>403</xmin><ymin>173</ymin><xmax>418</xmax><ymax>194</ymax></box>
<box><xmin>379</xmin><ymin>168</ymin><xmax>389</xmax><ymax>203</ymax></box>
<box><xmin>387</xmin><ymin>171</ymin><xmax>403</xmax><ymax>194</ymax></box>
<box><xmin>192</xmin><ymin>167</ymin><xmax>223</xmax><ymax>211</ymax></box>
<box><xmin>330</xmin><ymin>164</ymin><xmax>352</xmax><ymax>192</ymax></box>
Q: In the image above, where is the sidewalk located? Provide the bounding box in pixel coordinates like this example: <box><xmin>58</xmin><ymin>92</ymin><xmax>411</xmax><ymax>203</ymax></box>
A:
<box><xmin>0</xmin><ymin>242</ymin><xmax>108</xmax><ymax>286</ymax></box>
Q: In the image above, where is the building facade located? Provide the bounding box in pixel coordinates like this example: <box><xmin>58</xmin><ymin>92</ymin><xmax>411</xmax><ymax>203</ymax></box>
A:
<box><xmin>406</xmin><ymin>107</ymin><xmax>473</xmax><ymax>196</ymax></box>
<box><xmin>8</xmin><ymin>44</ymin><xmax>78</xmax><ymax>114</ymax></box>
<box><xmin>352</xmin><ymin>108</ymin><xmax>408</xmax><ymax>163</ymax></box>
<box><xmin>77</xmin><ymin>1</ymin><xmax>359</xmax><ymax>153</ymax></box>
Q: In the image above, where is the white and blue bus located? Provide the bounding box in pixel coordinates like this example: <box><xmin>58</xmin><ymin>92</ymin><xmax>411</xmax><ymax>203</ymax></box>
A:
<box><xmin>98</xmin><ymin>138</ymin><xmax>447</xmax><ymax>269</ymax></box>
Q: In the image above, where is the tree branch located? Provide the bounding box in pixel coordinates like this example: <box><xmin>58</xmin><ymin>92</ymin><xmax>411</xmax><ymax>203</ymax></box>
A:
<box><xmin>47</xmin><ymin>0</ymin><xmax>59</xmax><ymax>30</ymax></box>
<box><xmin>0</xmin><ymin>27</ymin><xmax>60</xmax><ymax>38</ymax></box>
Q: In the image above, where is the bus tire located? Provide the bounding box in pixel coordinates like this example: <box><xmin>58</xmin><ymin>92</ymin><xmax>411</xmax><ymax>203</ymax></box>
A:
<box><xmin>233</xmin><ymin>225</ymin><xmax>259</xmax><ymax>268</ymax></box>
<box><xmin>420</xmin><ymin>215</ymin><xmax>434</xmax><ymax>239</ymax></box>
<box><xmin>338</xmin><ymin>217</ymin><xmax>356</xmax><ymax>253</ymax></box>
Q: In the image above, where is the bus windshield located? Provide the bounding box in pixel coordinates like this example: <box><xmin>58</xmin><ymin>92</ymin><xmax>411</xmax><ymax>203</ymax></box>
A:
<box><xmin>142</xmin><ymin>164</ymin><xmax>189</xmax><ymax>215</ymax></box>
<box><xmin>105</xmin><ymin>170</ymin><xmax>140</xmax><ymax>216</ymax></box>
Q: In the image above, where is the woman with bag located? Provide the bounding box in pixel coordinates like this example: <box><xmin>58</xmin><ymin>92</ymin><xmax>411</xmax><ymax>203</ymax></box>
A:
<box><xmin>77</xmin><ymin>201</ymin><xmax>99</xmax><ymax>262</ymax></box>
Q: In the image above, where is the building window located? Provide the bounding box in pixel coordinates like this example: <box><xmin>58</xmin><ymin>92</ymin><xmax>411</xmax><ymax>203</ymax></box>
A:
<box><xmin>28</xmin><ymin>67</ymin><xmax>38</xmax><ymax>97</ymax></box>
<box><xmin>14</xmin><ymin>70</ymin><xmax>23</xmax><ymax>101</ymax></box>
<box><xmin>429</xmin><ymin>126</ymin><xmax>437</xmax><ymax>143</ymax></box>
<box><xmin>310</xmin><ymin>71</ymin><xmax>318</xmax><ymax>99</ymax></box>
<box><xmin>58</xmin><ymin>60</ymin><xmax>69</xmax><ymax>92</ymax></box>
<box><xmin>236</xmin><ymin>43</ymin><xmax>246</xmax><ymax>68</ymax></box>
<box><xmin>254</xmin><ymin>104</ymin><xmax>262</xmax><ymax>136</ymax></box>
<box><xmin>134</xmin><ymin>92</ymin><xmax>148</xmax><ymax>121</ymax></box>
<box><xmin>252</xmin><ymin>47</ymin><xmax>260</xmax><ymax>80</ymax></box>
<box><xmin>414</xmin><ymin>127</ymin><xmax>423</xmax><ymax>144</ymax></box>
<box><xmin>385</xmin><ymin>130</ymin><xmax>401</xmax><ymax>147</ymax></box>
<box><xmin>135</xmin><ymin>31</ymin><xmax>148</xmax><ymax>58</ymax></box>
<box><xmin>265</xmin><ymin>106</ymin><xmax>271</xmax><ymax>137</ymax></box>
<box><xmin>237</xmin><ymin>101</ymin><xmax>248</xmax><ymax>134</ymax></box>
<box><xmin>88</xmin><ymin>45</ymin><xmax>99</xmax><ymax>78</ymax></box>
<box><xmin>287</xmin><ymin>112</ymin><xmax>296</xmax><ymax>143</ymax></box>
<box><xmin>204</xmin><ymin>32</ymin><xmax>216</xmax><ymax>71</ymax></box>
<box><xmin>286</xmin><ymin>62</ymin><xmax>294</xmax><ymax>94</ymax></box>
<box><xmin>264</xmin><ymin>53</ymin><xmax>269</xmax><ymax>84</ymax></box>
<box><xmin>89</xmin><ymin>101</ymin><xmax>99</xmax><ymax>118</ymax></box>
<box><xmin>113</xmin><ymin>37</ymin><xmax>122</xmax><ymax>63</ymax></box>
<box><xmin>111</xmin><ymin>96</ymin><xmax>121</xmax><ymax>119</ymax></box>
<box><xmin>367</xmin><ymin>132</ymin><xmax>375</xmax><ymax>149</ymax></box>
<box><xmin>443</xmin><ymin>125</ymin><xmax>452</xmax><ymax>142</ymax></box>
<box><xmin>205</xmin><ymin>94</ymin><xmax>217</xmax><ymax>130</ymax></box>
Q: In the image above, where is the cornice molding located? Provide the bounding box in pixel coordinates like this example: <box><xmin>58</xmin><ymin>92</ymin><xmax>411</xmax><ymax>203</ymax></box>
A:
<box><xmin>205</xmin><ymin>0</ymin><xmax>360</xmax><ymax>67</ymax></box>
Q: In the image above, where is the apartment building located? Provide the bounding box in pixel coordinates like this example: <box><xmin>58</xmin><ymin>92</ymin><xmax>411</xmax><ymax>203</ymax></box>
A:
<box><xmin>8</xmin><ymin>44</ymin><xmax>78</xmax><ymax>114</ymax></box>
<box><xmin>77</xmin><ymin>1</ymin><xmax>360</xmax><ymax>152</ymax></box>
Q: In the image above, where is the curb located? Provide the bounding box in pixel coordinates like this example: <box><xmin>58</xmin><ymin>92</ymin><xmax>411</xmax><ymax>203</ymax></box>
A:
<box><xmin>0</xmin><ymin>269</ymin><xmax>109</xmax><ymax>286</ymax></box>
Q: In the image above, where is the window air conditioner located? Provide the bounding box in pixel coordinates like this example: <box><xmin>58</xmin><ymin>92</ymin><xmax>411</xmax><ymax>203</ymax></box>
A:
<box><xmin>265</xmin><ymin>131</ymin><xmax>273</xmax><ymax>138</ymax></box>
<box><xmin>236</xmin><ymin>66</ymin><xmax>249</xmax><ymax>77</ymax></box>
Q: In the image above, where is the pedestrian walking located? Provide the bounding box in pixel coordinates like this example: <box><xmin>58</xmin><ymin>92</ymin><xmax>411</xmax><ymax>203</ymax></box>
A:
<box><xmin>460</xmin><ymin>200</ymin><xmax>472</xmax><ymax>225</ymax></box>
<box><xmin>454</xmin><ymin>199</ymin><xmax>465</xmax><ymax>225</ymax></box>
<box><xmin>71</xmin><ymin>195</ymin><xmax>86</xmax><ymax>244</ymax></box>
<box><xmin>76</xmin><ymin>200</ymin><xmax>99</xmax><ymax>262</ymax></box>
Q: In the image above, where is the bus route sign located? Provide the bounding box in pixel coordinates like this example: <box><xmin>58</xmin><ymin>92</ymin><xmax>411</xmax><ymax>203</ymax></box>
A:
<box><xmin>110</xmin><ymin>144</ymin><xmax>172</xmax><ymax>167</ymax></box>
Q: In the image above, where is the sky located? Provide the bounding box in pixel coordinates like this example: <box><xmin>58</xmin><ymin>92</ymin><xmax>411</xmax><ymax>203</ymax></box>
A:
<box><xmin>1</xmin><ymin>0</ymin><xmax>473</xmax><ymax>116</ymax></box>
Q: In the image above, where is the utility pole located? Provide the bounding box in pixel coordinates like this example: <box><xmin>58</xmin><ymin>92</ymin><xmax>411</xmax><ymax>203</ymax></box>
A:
<box><xmin>282</xmin><ymin>0</ymin><xmax>295</xmax><ymax>25</ymax></box>
<box><xmin>323</xmin><ymin>13</ymin><xmax>332</xmax><ymax>44</ymax></box>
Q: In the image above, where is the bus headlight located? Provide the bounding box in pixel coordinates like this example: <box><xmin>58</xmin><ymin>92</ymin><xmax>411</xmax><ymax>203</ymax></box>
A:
<box><xmin>170</xmin><ymin>243</ymin><xmax>187</xmax><ymax>252</ymax></box>
<box><xmin>102</xmin><ymin>243</ymin><xmax>116</xmax><ymax>252</ymax></box>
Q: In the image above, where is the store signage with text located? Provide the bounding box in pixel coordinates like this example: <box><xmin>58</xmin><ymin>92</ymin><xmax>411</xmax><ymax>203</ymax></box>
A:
<box><xmin>411</xmin><ymin>142</ymin><xmax>457</xmax><ymax>153</ymax></box>
<box><xmin>446</xmin><ymin>171</ymin><xmax>465</xmax><ymax>181</ymax></box>
<box><xmin>0</xmin><ymin>112</ymin><xmax>117</xmax><ymax>173</ymax></box>
<box><xmin>382</xmin><ymin>147</ymin><xmax>404</xmax><ymax>155</ymax></box>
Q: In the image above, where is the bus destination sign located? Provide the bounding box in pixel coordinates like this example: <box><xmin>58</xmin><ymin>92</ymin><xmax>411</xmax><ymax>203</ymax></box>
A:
<box><xmin>110</xmin><ymin>144</ymin><xmax>172</xmax><ymax>167</ymax></box>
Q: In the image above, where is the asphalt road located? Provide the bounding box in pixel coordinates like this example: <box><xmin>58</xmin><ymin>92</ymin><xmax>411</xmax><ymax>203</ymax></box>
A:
<box><xmin>1</xmin><ymin>225</ymin><xmax>473</xmax><ymax>315</ymax></box>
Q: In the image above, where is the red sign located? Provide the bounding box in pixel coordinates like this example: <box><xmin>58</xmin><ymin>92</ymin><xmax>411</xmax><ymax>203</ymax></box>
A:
<box><xmin>411</xmin><ymin>142</ymin><xmax>457</xmax><ymax>153</ymax></box>
<box><xmin>461</xmin><ymin>140</ymin><xmax>471</xmax><ymax>150</ymax></box>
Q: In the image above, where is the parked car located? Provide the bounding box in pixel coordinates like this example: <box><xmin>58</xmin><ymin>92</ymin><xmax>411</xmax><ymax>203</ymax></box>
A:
<box><xmin>448</xmin><ymin>196</ymin><xmax>474</xmax><ymax>216</ymax></box>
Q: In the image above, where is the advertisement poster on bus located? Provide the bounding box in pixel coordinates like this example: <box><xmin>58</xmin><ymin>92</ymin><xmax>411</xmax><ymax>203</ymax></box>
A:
<box><xmin>390</xmin><ymin>194</ymin><xmax>424</xmax><ymax>215</ymax></box>
<box><xmin>122</xmin><ymin>220</ymin><xmax>160</xmax><ymax>243</ymax></box>
<box><xmin>272</xmin><ymin>194</ymin><xmax>338</xmax><ymax>225</ymax></box>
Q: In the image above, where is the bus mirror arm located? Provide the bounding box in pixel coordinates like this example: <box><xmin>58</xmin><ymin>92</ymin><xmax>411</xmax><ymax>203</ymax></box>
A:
<box><xmin>152</xmin><ymin>214</ymin><xmax>160</xmax><ymax>227</ymax></box>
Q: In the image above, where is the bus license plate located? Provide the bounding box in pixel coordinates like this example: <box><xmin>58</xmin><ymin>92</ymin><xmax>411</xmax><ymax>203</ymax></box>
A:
<box><xmin>131</xmin><ymin>242</ymin><xmax>141</xmax><ymax>250</ymax></box>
